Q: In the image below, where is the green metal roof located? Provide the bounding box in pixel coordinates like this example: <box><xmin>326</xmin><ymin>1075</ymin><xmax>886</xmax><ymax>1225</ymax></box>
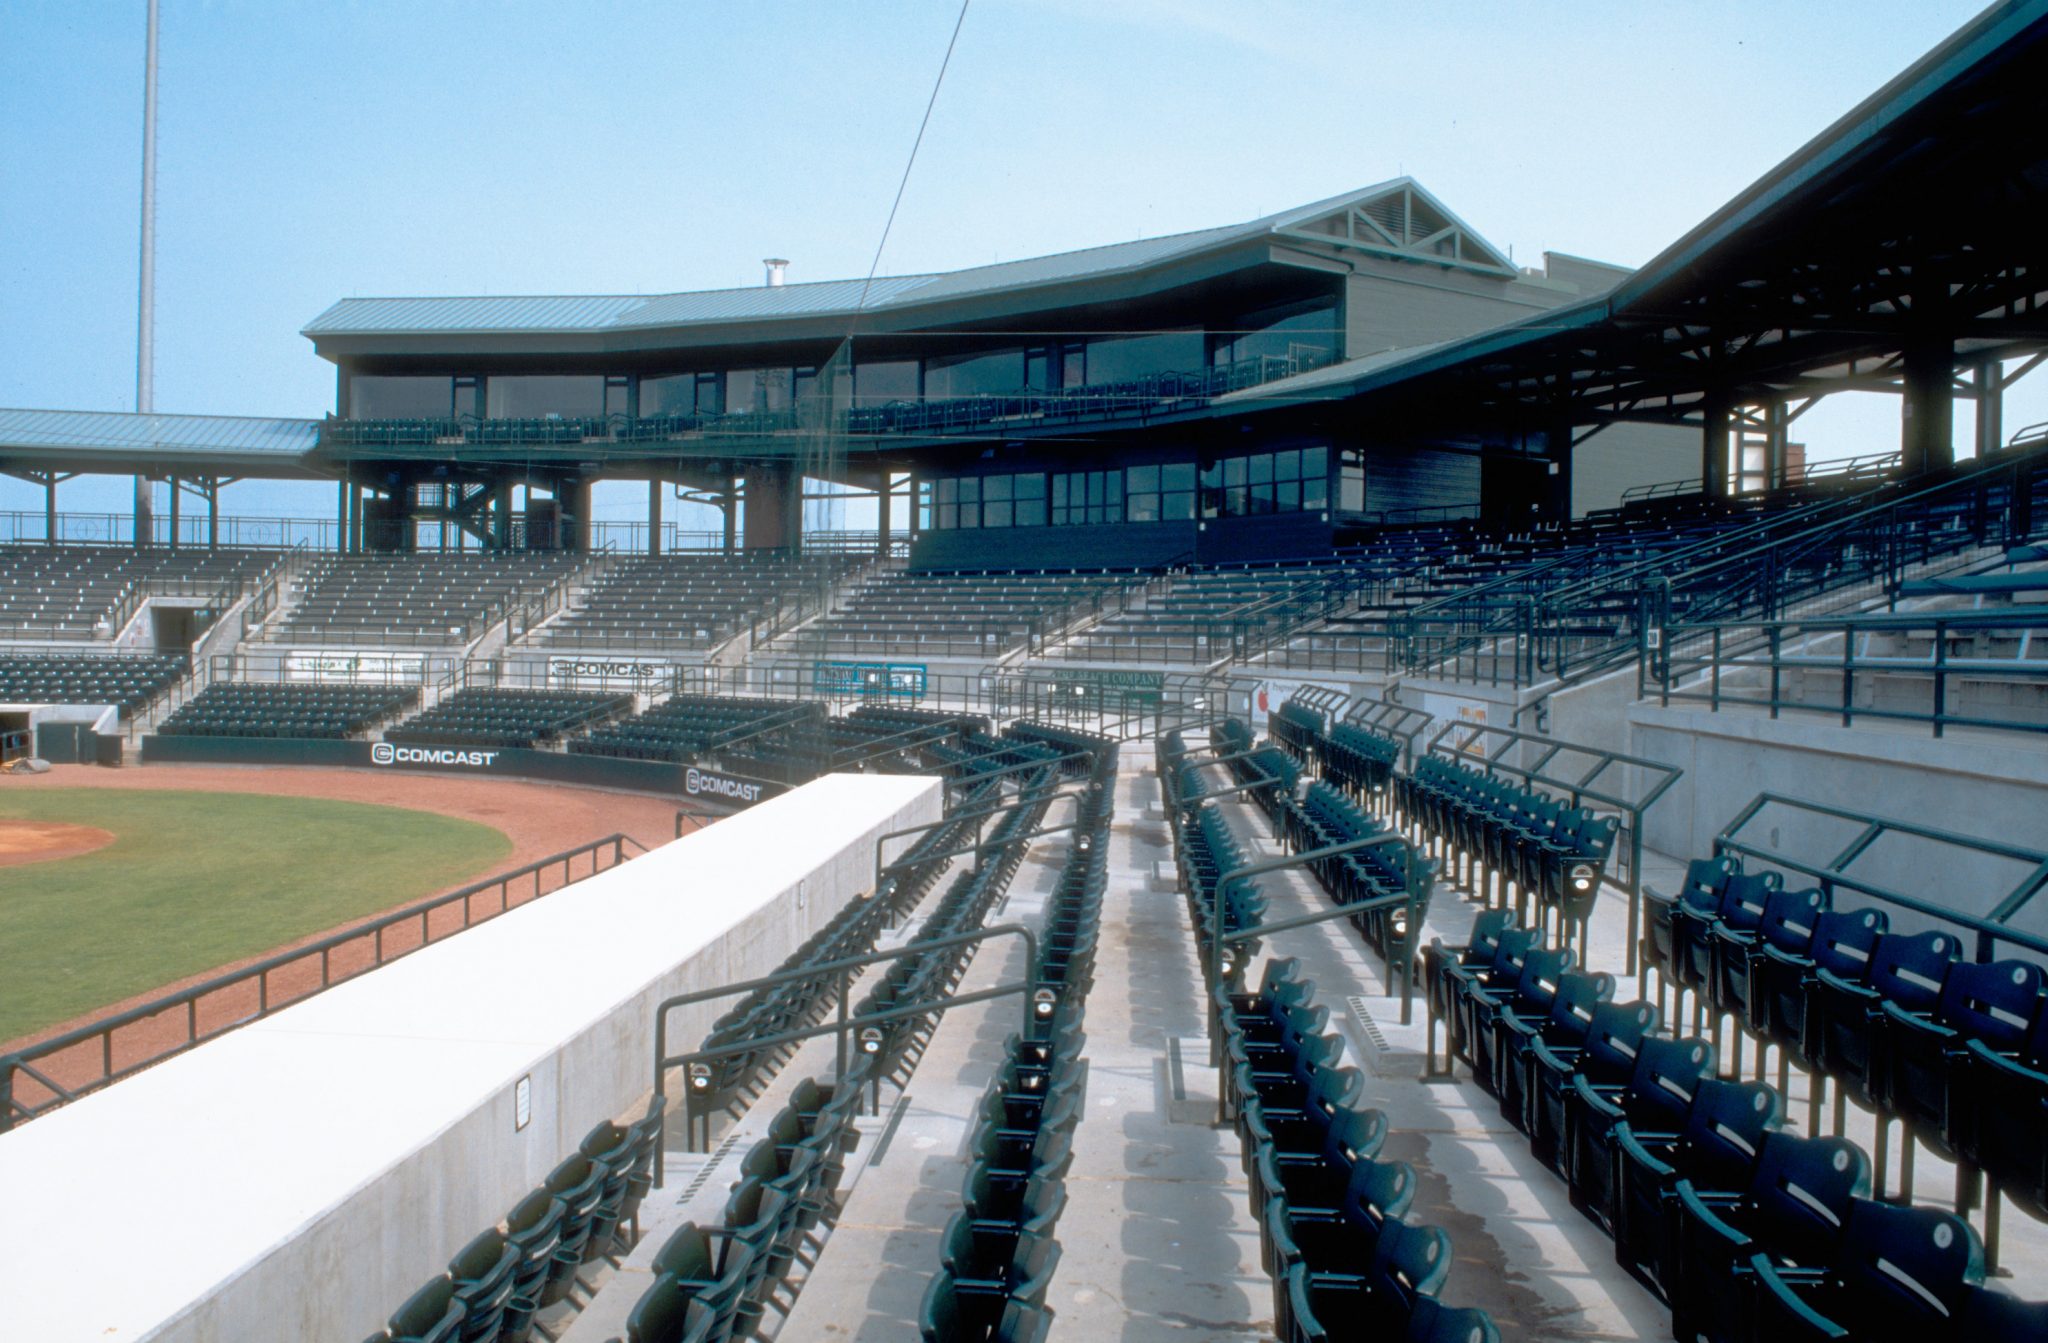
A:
<box><xmin>301</xmin><ymin>179</ymin><xmax>1512</xmax><ymax>341</ymax></box>
<box><xmin>0</xmin><ymin>409</ymin><xmax>324</xmax><ymax>477</ymax></box>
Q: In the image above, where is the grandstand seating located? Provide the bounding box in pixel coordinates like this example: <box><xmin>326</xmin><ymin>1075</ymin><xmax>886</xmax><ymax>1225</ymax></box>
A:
<box><xmin>1210</xmin><ymin>956</ymin><xmax>1500</xmax><ymax>1340</ymax></box>
<box><xmin>365</xmin><ymin>1096</ymin><xmax>664</xmax><ymax>1343</ymax></box>
<box><xmin>267</xmin><ymin>553</ymin><xmax>581</xmax><ymax>646</ymax></box>
<box><xmin>571</xmin><ymin>694</ymin><xmax>823</xmax><ymax>765</ymax></box>
<box><xmin>386</xmin><ymin>688</ymin><xmax>631</xmax><ymax>750</ymax></box>
<box><xmin>0</xmin><ymin>651</ymin><xmax>187</xmax><ymax>713</ymax></box>
<box><xmin>524</xmin><ymin>552</ymin><xmax>850</xmax><ymax>654</ymax></box>
<box><xmin>156</xmin><ymin>680</ymin><xmax>419</xmax><ymax>738</ymax></box>
<box><xmin>0</xmin><ymin>544</ymin><xmax>271</xmax><ymax>641</ymax></box>
<box><xmin>773</xmin><ymin>570</ymin><xmax>1135</xmax><ymax>661</ymax></box>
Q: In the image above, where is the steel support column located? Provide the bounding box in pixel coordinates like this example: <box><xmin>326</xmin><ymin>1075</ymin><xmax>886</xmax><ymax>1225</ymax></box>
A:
<box><xmin>1901</xmin><ymin>339</ymin><xmax>1955</xmax><ymax>477</ymax></box>
<box><xmin>1701</xmin><ymin>395</ymin><xmax>1732</xmax><ymax>497</ymax></box>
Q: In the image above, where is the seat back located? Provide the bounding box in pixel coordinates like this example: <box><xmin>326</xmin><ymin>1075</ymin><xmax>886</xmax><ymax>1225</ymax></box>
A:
<box><xmin>1937</xmin><ymin>957</ymin><xmax>2045</xmax><ymax>1050</ymax></box>
<box><xmin>650</xmin><ymin>1223</ymin><xmax>716</xmax><ymax>1281</ymax></box>
<box><xmin>1367</xmin><ymin>1218</ymin><xmax>1453</xmax><ymax>1322</ymax></box>
<box><xmin>1749</xmin><ymin>1131</ymin><xmax>1870</xmax><ymax>1266</ymax></box>
<box><xmin>1403</xmin><ymin>1299</ymin><xmax>1502</xmax><ymax>1343</ymax></box>
<box><xmin>1832</xmin><ymin>1198</ymin><xmax>1983</xmax><ymax>1332</ymax></box>
<box><xmin>1543</xmin><ymin>970</ymin><xmax>1616</xmax><ymax>1039</ymax></box>
<box><xmin>388</xmin><ymin>1276</ymin><xmax>461</xmax><ymax>1343</ymax></box>
<box><xmin>1756</xmin><ymin>886</ymin><xmax>1827</xmax><ymax>956</ymax></box>
<box><xmin>1626</xmin><ymin>1035</ymin><xmax>1715</xmax><ymax>1130</ymax></box>
<box><xmin>502</xmin><ymin>1190</ymin><xmax>565</xmax><ymax>1300</ymax></box>
<box><xmin>1510</xmin><ymin>947</ymin><xmax>1575</xmax><ymax>1016</ymax></box>
<box><xmin>1485</xmin><ymin>926</ymin><xmax>1541</xmax><ymax>984</ymax></box>
<box><xmin>1714</xmin><ymin>871</ymin><xmax>1780</xmax><ymax>932</ymax></box>
<box><xmin>1678</xmin><ymin>856</ymin><xmax>1736</xmax><ymax>915</ymax></box>
<box><xmin>624</xmin><ymin>1273</ymin><xmax>699</xmax><ymax>1343</ymax></box>
<box><xmin>1347</xmin><ymin>1154</ymin><xmax>1417</xmax><ymax>1228</ymax></box>
<box><xmin>1579</xmin><ymin>1000</ymin><xmax>1659</xmax><ymax>1081</ymax></box>
<box><xmin>1680</xmin><ymin>1078</ymin><xmax>1782</xmax><ymax>1191</ymax></box>
<box><xmin>1809</xmin><ymin>907</ymin><xmax>1889</xmax><ymax>981</ymax></box>
<box><xmin>1867</xmin><ymin>930</ymin><xmax>1960</xmax><ymax>1015</ymax></box>
<box><xmin>1461</xmin><ymin>908</ymin><xmax>1517</xmax><ymax>965</ymax></box>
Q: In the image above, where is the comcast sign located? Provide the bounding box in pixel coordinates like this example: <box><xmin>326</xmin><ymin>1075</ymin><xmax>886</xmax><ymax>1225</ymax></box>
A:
<box><xmin>685</xmin><ymin>766</ymin><xmax>763</xmax><ymax>804</ymax></box>
<box><xmin>371</xmin><ymin>742</ymin><xmax>501</xmax><ymax>768</ymax></box>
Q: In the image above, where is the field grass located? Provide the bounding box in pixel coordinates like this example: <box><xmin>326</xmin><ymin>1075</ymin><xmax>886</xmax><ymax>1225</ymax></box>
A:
<box><xmin>0</xmin><ymin>789</ymin><xmax>512</xmax><ymax>1043</ymax></box>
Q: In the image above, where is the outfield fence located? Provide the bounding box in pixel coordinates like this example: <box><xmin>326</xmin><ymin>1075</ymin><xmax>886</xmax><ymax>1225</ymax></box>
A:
<box><xmin>0</xmin><ymin>832</ymin><xmax>644</xmax><ymax>1132</ymax></box>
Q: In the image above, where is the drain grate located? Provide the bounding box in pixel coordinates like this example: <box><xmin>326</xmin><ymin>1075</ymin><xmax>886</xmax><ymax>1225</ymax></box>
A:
<box><xmin>674</xmin><ymin>1130</ymin><xmax>744</xmax><ymax>1204</ymax></box>
<box><xmin>1346</xmin><ymin>995</ymin><xmax>1391</xmax><ymax>1054</ymax></box>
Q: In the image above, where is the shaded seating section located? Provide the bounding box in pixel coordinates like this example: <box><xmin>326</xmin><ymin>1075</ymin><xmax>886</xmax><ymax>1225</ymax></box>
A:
<box><xmin>0</xmin><ymin>651</ymin><xmax>187</xmax><ymax>713</ymax></box>
<box><xmin>268</xmin><ymin>553</ymin><xmax>580</xmax><ymax>646</ymax></box>
<box><xmin>1640</xmin><ymin>854</ymin><xmax>2048</xmax><ymax>1260</ymax></box>
<box><xmin>157</xmin><ymin>680</ymin><xmax>419</xmax><ymax>738</ymax></box>
<box><xmin>386</xmin><ymin>688</ymin><xmax>631</xmax><ymax>750</ymax></box>
<box><xmin>774</xmin><ymin>570</ymin><xmax>1135</xmax><ymax>661</ymax></box>
<box><xmin>524</xmin><ymin>553</ymin><xmax>852</xmax><ymax>654</ymax></box>
<box><xmin>1393</xmin><ymin>754</ymin><xmax>1618</xmax><ymax>949</ymax></box>
<box><xmin>363</xmin><ymin>1095</ymin><xmax>666</xmax><ymax>1343</ymax></box>
<box><xmin>1420</xmin><ymin>906</ymin><xmax>2048</xmax><ymax>1342</ymax></box>
<box><xmin>1211</xmin><ymin>957</ymin><xmax>1500</xmax><ymax>1341</ymax></box>
<box><xmin>0</xmin><ymin>543</ymin><xmax>271</xmax><ymax>640</ymax></box>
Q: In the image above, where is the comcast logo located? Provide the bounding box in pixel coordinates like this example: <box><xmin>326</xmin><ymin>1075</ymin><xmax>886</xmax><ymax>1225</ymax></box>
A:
<box><xmin>371</xmin><ymin>742</ymin><xmax>396</xmax><ymax>765</ymax></box>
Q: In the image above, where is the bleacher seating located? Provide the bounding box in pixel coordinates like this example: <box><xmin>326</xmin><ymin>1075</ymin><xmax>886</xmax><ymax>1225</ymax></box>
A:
<box><xmin>1210</xmin><ymin>957</ymin><xmax>1500</xmax><ymax>1340</ymax></box>
<box><xmin>1393</xmin><ymin>754</ymin><xmax>1618</xmax><ymax>947</ymax></box>
<box><xmin>571</xmin><ymin>694</ymin><xmax>822</xmax><ymax>765</ymax></box>
<box><xmin>157</xmin><ymin>680</ymin><xmax>419</xmax><ymax>738</ymax></box>
<box><xmin>365</xmin><ymin>1096</ymin><xmax>664</xmax><ymax>1343</ymax></box>
<box><xmin>0</xmin><ymin>544</ymin><xmax>271</xmax><ymax>641</ymax></box>
<box><xmin>775</xmin><ymin>570</ymin><xmax>1134</xmax><ymax>661</ymax></box>
<box><xmin>386</xmin><ymin>688</ymin><xmax>631</xmax><ymax>750</ymax></box>
<box><xmin>0</xmin><ymin>652</ymin><xmax>187</xmax><ymax>713</ymax></box>
<box><xmin>1424</xmin><ymin>902</ymin><xmax>2048</xmax><ymax>1342</ymax></box>
<box><xmin>268</xmin><ymin>553</ymin><xmax>580</xmax><ymax>646</ymax></box>
<box><xmin>526</xmin><ymin>552</ymin><xmax>850</xmax><ymax>654</ymax></box>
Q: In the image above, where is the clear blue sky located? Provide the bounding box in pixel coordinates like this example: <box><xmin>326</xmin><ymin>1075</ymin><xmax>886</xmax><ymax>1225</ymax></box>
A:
<box><xmin>0</xmin><ymin>0</ymin><xmax>2028</xmax><ymax>520</ymax></box>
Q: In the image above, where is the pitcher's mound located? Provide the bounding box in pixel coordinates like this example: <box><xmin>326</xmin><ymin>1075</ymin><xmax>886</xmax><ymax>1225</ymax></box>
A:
<box><xmin>0</xmin><ymin>820</ymin><xmax>117</xmax><ymax>867</ymax></box>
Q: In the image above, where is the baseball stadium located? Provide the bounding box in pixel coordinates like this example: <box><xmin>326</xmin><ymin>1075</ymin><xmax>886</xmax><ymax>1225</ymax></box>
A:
<box><xmin>3</xmin><ymin>3</ymin><xmax>2048</xmax><ymax>1341</ymax></box>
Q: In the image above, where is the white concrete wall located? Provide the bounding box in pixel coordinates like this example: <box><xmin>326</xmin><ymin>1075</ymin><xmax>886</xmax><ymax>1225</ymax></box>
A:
<box><xmin>1628</xmin><ymin>704</ymin><xmax>2048</xmax><ymax>936</ymax></box>
<box><xmin>0</xmin><ymin>772</ymin><xmax>941</xmax><ymax>1343</ymax></box>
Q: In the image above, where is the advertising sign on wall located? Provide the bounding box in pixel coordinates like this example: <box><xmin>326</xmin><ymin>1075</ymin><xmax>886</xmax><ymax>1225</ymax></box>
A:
<box><xmin>284</xmin><ymin>652</ymin><xmax>427</xmax><ymax>684</ymax></box>
<box><xmin>546</xmin><ymin>656</ymin><xmax>672</xmax><ymax>691</ymax></box>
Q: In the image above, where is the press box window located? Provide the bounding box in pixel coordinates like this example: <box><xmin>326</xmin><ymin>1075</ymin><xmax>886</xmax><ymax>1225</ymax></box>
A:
<box><xmin>1125</xmin><ymin>462</ymin><xmax>1196</xmax><ymax>523</ymax></box>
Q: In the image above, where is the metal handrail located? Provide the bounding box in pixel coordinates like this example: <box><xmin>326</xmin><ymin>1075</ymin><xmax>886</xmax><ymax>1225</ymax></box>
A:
<box><xmin>1712</xmin><ymin>792</ymin><xmax>2048</xmax><ymax>964</ymax></box>
<box><xmin>1649</xmin><ymin>605</ymin><xmax>2048</xmax><ymax>739</ymax></box>
<box><xmin>650</xmin><ymin>922</ymin><xmax>1039</xmax><ymax>1173</ymax></box>
<box><xmin>1206</xmin><ymin>834</ymin><xmax>1420</xmax><ymax>1058</ymax></box>
<box><xmin>1424</xmin><ymin>719</ymin><xmax>1683</xmax><ymax>977</ymax></box>
<box><xmin>0</xmin><ymin>832</ymin><xmax>637</xmax><ymax>1131</ymax></box>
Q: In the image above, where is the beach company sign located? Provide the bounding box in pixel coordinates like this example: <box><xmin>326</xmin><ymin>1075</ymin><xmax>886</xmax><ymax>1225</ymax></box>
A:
<box><xmin>370</xmin><ymin>742</ymin><xmax>500</xmax><ymax>769</ymax></box>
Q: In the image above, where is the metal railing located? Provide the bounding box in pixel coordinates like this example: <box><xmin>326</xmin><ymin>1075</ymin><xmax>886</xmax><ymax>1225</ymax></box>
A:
<box><xmin>1646</xmin><ymin>605</ymin><xmax>2048</xmax><ymax>738</ymax></box>
<box><xmin>0</xmin><ymin>833</ymin><xmax>644</xmax><ymax>1131</ymax></box>
<box><xmin>1713</xmin><ymin>793</ymin><xmax>2048</xmax><ymax>966</ymax></box>
<box><xmin>1424</xmin><ymin>719</ymin><xmax>1682</xmax><ymax>977</ymax></box>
